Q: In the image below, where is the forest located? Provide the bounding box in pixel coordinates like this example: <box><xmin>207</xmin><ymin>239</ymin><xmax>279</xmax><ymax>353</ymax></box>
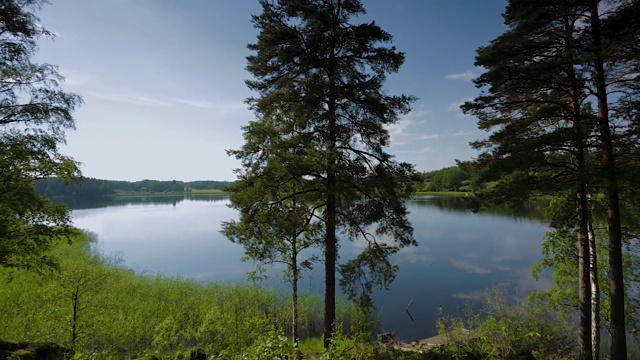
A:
<box><xmin>2</xmin><ymin>0</ymin><xmax>640</xmax><ymax>359</ymax></box>
<box><xmin>416</xmin><ymin>166</ymin><xmax>472</xmax><ymax>193</ymax></box>
<box><xmin>33</xmin><ymin>177</ymin><xmax>232</xmax><ymax>197</ymax></box>
<box><xmin>33</xmin><ymin>170</ymin><xmax>470</xmax><ymax>198</ymax></box>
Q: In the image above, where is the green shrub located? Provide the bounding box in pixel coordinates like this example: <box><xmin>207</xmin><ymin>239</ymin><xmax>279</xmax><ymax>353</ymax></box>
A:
<box><xmin>436</xmin><ymin>285</ymin><xmax>576</xmax><ymax>359</ymax></box>
<box><xmin>240</xmin><ymin>328</ymin><xmax>295</xmax><ymax>360</ymax></box>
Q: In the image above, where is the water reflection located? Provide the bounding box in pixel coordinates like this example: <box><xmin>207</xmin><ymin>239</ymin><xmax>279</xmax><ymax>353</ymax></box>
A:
<box><xmin>56</xmin><ymin>194</ymin><xmax>228</xmax><ymax>210</ymax></box>
<box><xmin>411</xmin><ymin>195</ymin><xmax>547</xmax><ymax>222</ymax></box>
<box><xmin>69</xmin><ymin>194</ymin><xmax>551</xmax><ymax>341</ymax></box>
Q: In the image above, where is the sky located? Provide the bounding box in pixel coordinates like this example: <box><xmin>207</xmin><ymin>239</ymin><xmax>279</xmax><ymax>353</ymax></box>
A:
<box><xmin>34</xmin><ymin>0</ymin><xmax>509</xmax><ymax>182</ymax></box>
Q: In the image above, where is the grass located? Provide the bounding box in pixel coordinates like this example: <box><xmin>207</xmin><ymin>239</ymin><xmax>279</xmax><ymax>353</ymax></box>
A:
<box><xmin>601</xmin><ymin>336</ymin><xmax>640</xmax><ymax>359</ymax></box>
<box><xmin>0</xmin><ymin>232</ymin><xmax>364</xmax><ymax>359</ymax></box>
<box><xmin>298</xmin><ymin>336</ymin><xmax>324</xmax><ymax>357</ymax></box>
<box><xmin>114</xmin><ymin>191</ymin><xmax>185</xmax><ymax>196</ymax></box>
<box><xmin>187</xmin><ymin>188</ymin><xmax>227</xmax><ymax>194</ymax></box>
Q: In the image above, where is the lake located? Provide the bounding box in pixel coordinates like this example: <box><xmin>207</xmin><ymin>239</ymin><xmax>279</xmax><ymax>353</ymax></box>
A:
<box><xmin>67</xmin><ymin>194</ymin><xmax>551</xmax><ymax>341</ymax></box>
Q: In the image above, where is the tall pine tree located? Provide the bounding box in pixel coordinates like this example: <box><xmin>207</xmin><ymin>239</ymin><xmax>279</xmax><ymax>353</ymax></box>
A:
<box><xmin>463</xmin><ymin>1</ymin><xmax>598</xmax><ymax>357</ymax></box>
<box><xmin>581</xmin><ymin>1</ymin><xmax>640</xmax><ymax>356</ymax></box>
<box><xmin>236</xmin><ymin>0</ymin><xmax>416</xmax><ymax>347</ymax></box>
<box><xmin>465</xmin><ymin>1</ymin><xmax>640</xmax><ymax>358</ymax></box>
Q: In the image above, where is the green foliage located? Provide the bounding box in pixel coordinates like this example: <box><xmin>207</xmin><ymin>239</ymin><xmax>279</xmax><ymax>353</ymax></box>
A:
<box><xmin>436</xmin><ymin>285</ymin><xmax>576</xmax><ymax>359</ymax></box>
<box><xmin>241</xmin><ymin>3</ymin><xmax>418</xmax><ymax>342</ymax></box>
<box><xmin>320</xmin><ymin>325</ymin><xmax>375</xmax><ymax>360</ymax></box>
<box><xmin>240</xmin><ymin>328</ymin><xmax>295</xmax><ymax>360</ymax></box>
<box><xmin>459</xmin><ymin>0</ymin><xmax>604</xmax><ymax>208</ymax></box>
<box><xmin>461</xmin><ymin>1</ymin><xmax>640</xmax><ymax>357</ymax></box>
<box><xmin>0</xmin><ymin>0</ymin><xmax>82</xmax><ymax>270</ymax></box>
<box><xmin>34</xmin><ymin>177</ymin><xmax>232</xmax><ymax>198</ymax></box>
<box><xmin>531</xmin><ymin>206</ymin><xmax>640</xmax><ymax>336</ymax></box>
<box><xmin>297</xmin><ymin>337</ymin><xmax>324</xmax><ymax>355</ymax></box>
<box><xmin>0</xmin><ymin>232</ymin><xmax>365</xmax><ymax>359</ymax></box>
<box><xmin>368</xmin><ymin>346</ymin><xmax>459</xmax><ymax>360</ymax></box>
<box><xmin>222</xmin><ymin>172</ymin><xmax>322</xmax><ymax>283</ymax></box>
<box><xmin>418</xmin><ymin>166</ymin><xmax>471</xmax><ymax>192</ymax></box>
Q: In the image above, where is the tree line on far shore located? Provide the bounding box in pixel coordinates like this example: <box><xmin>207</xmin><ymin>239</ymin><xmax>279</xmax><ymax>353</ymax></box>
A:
<box><xmin>34</xmin><ymin>168</ymin><xmax>477</xmax><ymax>198</ymax></box>
<box><xmin>34</xmin><ymin>177</ymin><xmax>233</xmax><ymax>197</ymax></box>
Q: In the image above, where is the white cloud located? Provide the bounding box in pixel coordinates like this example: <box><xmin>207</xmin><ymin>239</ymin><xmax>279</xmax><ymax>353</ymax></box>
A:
<box><xmin>395</xmin><ymin>146</ymin><xmax>433</xmax><ymax>154</ymax></box>
<box><xmin>451</xmin><ymin>258</ymin><xmax>491</xmax><ymax>274</ymax></box>
<box><xmin>87</xmin><ymin>91</ymin><xmax>174</xmax><ymax>107</ymax></box>
<box><xmin>451</xmin><ymin>291</ymin><xmax>485</xmax><ymax>301</ymax></box>
<box><xmin>393</xmin><ymin>246</ymin><xmax>433</xmax><ymax>265</ymax></box>
<box><xmin>86</xmin><ymin>90</ymin><xmax>250</xmax><ymax>113</ymax></box>
<box><xmin>386</xmin><ymin>118</ymin><xmax>416</xmax><ymax>136</ymax></box>
<box><xmin>174</xmin><ymin>98</ymin><xmax>246</xmax><ymax>112</ymax></box>
<box><xmin>452</xmin><ymin>130</ymin><xmax>482</xmax><ymax>137</ymax></box>
<box><xmin>59</xmin><ymin>68</ymin><xmax>91</xmax><ymax>86</ymax></box>
<box><xmin>137</xmin><ymin>96</ymin><xmax>173</xmax><ymax>107</ymax></box>
<box><xmin>174</xmin><ymin>99</ymin><xmax>214</xmax><ymax>108</ymax></box>
<box><xmin>448</xmin><ymin>102</ymin><xmax>463</xmax><ymax>112</ymax></box>
<box><xmin>417</xmin><ymin>133</ymin><xmax>439</xmax><ymax>140</ymax></box>
<box><xmin>445</xmin><ymin>70</ymin><xmax>479</xmax><ymax>81</ymax></box>
<box><xmin>385</xmin><ymin>108</ymin><xmax>439</xmax><ymax>146</ymax></box>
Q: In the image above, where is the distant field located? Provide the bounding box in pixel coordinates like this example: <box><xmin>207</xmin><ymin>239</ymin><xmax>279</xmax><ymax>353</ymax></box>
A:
<box><xmin>114</xmin><ymin>191</ymin><xmax>184</xmax><ymax>196</ymax></box>
<box><xmin>188</xmin><ymin>189</ymin><xmax>227</xmax><ymax>194</ymax></box>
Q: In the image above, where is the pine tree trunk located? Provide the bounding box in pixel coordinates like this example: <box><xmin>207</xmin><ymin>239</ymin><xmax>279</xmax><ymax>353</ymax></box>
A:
<box><xmin>577</xmin><ymin>184</ymin><xmax>592</xmax><ymax>360</ymax></box>
<box><xmin>72</xmin><ymin>289</ymin><xmax>79</xmax><ymax>350</ymax></box>
<box><xmin>324</xmin><ymin>190</ymin><xmax>337</xmax><ymax>349</ymax></box>
<box><xmin>588</xmin><ymin>2</ymin><xmax>627</xmax><ymax>358</ymax></box>
<box><xmin>588</xmin><ymin>220</ymin><xmax>601</xmax><ymax>360</ymax></box>
<box><xmin>324</xmin><ymin>86</ymin><xmax>338</xmax><ymax>349</ymax></box>
<box><xmin>566</xmin><ymin>17</ymin><xmax>592</xmax><ymax>357</ymax></box>
<box><xmin>324</xmin><ymin>7</ymin><xmax>340</xmax><ymax>346</ymax></box>
<box><xmin>292</xmin><ymin>249</ymin><xmax>301</xmax><ymax>360</ymax></box>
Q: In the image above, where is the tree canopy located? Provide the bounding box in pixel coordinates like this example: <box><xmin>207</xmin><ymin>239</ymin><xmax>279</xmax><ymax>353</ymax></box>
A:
<box><xmin>462</xmin><ymin>1</ymin><xmax>640</xmax><ymax>358</ymax></box>
<box><xmin>229</xmin><ymin>0</ymin><xmax>417</xmax><ymax>347</ymax></box>
<box><xmin>1</xmin><ymin>0</ymin><xmax>82</xmax><ymax>269</ymax></box>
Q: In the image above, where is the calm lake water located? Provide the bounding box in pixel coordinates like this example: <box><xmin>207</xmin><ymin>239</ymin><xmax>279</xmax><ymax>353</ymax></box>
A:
<box><xmin>67</xmin><ymin>194</ymin><xmax>551</xmax><ymax>341</ymax></box>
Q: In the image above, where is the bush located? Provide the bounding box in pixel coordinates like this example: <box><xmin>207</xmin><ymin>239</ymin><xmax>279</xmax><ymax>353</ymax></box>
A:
<box><xmin>436</xmin><ymin>285</ymin><xmax>576</xmax><ymax>359</ymax></box>
<box><xmin>240</xmin><ymin>328</ymin><xmax>295</xmax><ymax>360</ymax></box>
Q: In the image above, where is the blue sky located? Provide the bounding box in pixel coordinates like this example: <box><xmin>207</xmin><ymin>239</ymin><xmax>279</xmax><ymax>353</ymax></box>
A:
<box><xmin>35</xmin><ymin>0</ymin><xmax>508</xmax><ymax>181</ymax></box>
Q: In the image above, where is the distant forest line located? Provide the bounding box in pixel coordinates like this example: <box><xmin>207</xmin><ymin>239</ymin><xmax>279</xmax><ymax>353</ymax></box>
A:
<box><xmin>34</xmin><ymin>165</ymin><xmax>473</xmax><ymax>199</ymax></box>
<box><xmin>34</xmin><ymin>177</ymin><xmax>233</xmax><ymax>198</ymax></box>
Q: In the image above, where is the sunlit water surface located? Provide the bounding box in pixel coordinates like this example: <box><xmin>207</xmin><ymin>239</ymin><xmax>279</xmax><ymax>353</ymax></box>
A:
<box><xmin>68</xmin><ymin>194</ymin><xmax>551</xmax><ymax>340</ymax></box>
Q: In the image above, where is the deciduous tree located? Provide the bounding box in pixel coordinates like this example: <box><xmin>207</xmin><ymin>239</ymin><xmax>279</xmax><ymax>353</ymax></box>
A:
<box><xmin>0</xmin><ymin>0</ymin><xmax>82</xmax><ymax>269</ymax></box>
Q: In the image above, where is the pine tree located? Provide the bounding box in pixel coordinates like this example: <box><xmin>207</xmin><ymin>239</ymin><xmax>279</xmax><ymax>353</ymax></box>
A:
<box><xmin>237</xmin><ymin>0</ymin><xmax>417</xmax><ymax>347</ymax></box>
<box><xmin>580</xmin><ymin>1</ymin><xmax>640</xmax><ymax>356</ymax></box>
<box><xmin>462</xmin><ymin>1</ymin><xmax>599</xmax><ymax>357</ymax></box>
<box><xmin>465</xmin><ymin>1</ymin><xmax>640</xmax><ymax>358</ymax></box>
<box><xmin>222</xmin><ymin>111</ymin><xmax>323</xmax><ymax>356</ymax></box>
